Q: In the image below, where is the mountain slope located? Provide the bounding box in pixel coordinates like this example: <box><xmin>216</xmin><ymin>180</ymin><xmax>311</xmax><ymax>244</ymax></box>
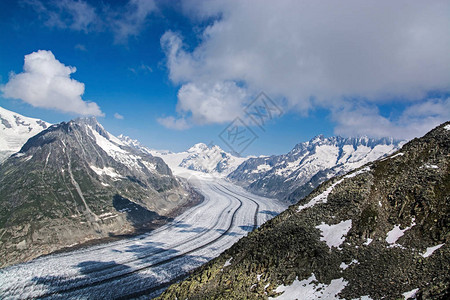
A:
<box><xmin>0</xmin><ymin>106</ymin><xmax>51</xmax><ymax>162</ymax></box>
<box><xmin>228</xmin><ymin>135</ymin><xmax>403</xmax><ymax>202</ymax></box>
<box><xmin>159</xmin><ymin>122</ymin><xmax>449</xmax><ymax>299</ymax></box>
<box><xmin>0</xmin><ymin>117</ymin><xmax>193</xmax><ymax>267</ymax></box>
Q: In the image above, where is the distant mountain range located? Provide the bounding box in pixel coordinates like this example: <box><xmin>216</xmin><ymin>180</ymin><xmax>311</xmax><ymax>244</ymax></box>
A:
<box><xmin>0</xmin><ymin>106</ymin><xmax>51</xmax><ymax>162</ymax></box>
<box><xmin>160</xmin><ymin>122</ymin><xmax>450</xmax><ymax>300</ymax></box>
<box><xmin>228</xmin><ymin>135</ymin><xmax>404</xmax><ymax>203</ymax></box>
<box><xmin>118</xmin><ymin>137</ymin><xmax>248</xmax><ymax>177</ymax></box>
<box><xmin>0</xmin><ymin>113</ymin><xmax>193</xmax><ymax>267</ymax></box>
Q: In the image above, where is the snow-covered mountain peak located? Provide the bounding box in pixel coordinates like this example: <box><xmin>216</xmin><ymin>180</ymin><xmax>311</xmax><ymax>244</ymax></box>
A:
<box><xmin>229</xmin><ymin>134</ymin><xmax>405</xmax><ymax>202</ymax></box>
<box><xmin>117</xmin><ymin>134</ymin><xmax>168</xmax><ymax>156</ymax></box>
<box><xmin>310</xmin><ymin>134</ymin><xmax>325</xmax><ymax>144</ymax></box>
<box><xmin>140</xmin><ymin>142</ymin><xmax>248</xmax><ymax>177</ymax></box>
<box><xmin>0</xmin><ymin>106</ymin><xmax>51</xmax><ymax>162</ymax></box>
<box><xmin>118</xmin><ymin>134</ymin><xmax>142</xmax><ymax>148</ymax></box>
<box><xmin>187</xmin><ymin>143</ymin><xmax>209</xmax><ymax>153</ymax></box>
<box><xmin>290</xmin><ymin>135</ymin><xmax>402</xmax><ymax>156</ymax></box>
<box><xmin>71</xmin><ymin>117</ymin><xmax>111</xmax><ymax>139</ymax></box>
<box><xmin>177</xmin><ymin>142</ymin><xmax>247</xmax><ymax>176</ymax></box>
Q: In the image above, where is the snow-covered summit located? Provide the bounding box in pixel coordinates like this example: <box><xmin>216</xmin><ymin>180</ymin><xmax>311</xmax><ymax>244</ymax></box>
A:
<box><xmin>229</xmin><ymin>134</ymin><xmax>405</xmax><ymax>202</ymax></box>
<box><xmin>187</xmin><ymin>143</ymin><xmax>209</xmax><ymax>153</ymax></box>
<box><xmin>179</xmin><ymin>143</ymin><xmax>247</xmax><ymax>175</ymax></box>
<box><xmin>118</xmin><ymin>134</ymin><xmax>142</xmax><ymax>149</ymax></box>
<box><xmin>125</xmin><ymin>141</ymin><xmax>248</xmax><ymax>177</ymax></box>
<box><xmin>0</xmin><ymin>106</ymin><xmax>51</xmax><ymax>162</ymax></box>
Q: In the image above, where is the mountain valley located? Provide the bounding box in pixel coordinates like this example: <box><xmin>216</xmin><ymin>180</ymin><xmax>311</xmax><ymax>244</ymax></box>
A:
<box><xmin>0</xmin><ymin>106</ymin><xmax>447</xmax><ymax>299</ymax></box>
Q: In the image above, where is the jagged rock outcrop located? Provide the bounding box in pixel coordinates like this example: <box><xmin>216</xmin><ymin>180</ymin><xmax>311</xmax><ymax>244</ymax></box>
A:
<box><xmin>0</xmin><ymin>117</ymin><xmax>194</xmax><ymax>267</ymax></box>
<box><xmin>159</xmin><ymin>122</ymin><xmax>449</xmax><ymax>299</ymax></box>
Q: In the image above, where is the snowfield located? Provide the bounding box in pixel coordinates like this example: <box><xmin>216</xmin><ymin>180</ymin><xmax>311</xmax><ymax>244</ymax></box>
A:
<box><xmin>0</xmin><ymin>174</ymin><xmax>286</xmax><ymax>299</ymax></box>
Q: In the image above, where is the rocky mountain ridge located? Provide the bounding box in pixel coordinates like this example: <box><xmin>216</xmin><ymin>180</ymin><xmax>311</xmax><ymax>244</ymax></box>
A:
<box><xmin>228</xmin><ymin>135</ymin><xmax>404</xmax><ymax>203</ymax></box>
<box><xmin>160</xmin><ymin>122</ymin><xmax>449</xmax><ymax>299</ymax></box>
<box><xmin>0</xmin><ymin>117</ymin><xmax>193</xmax><ymax>267</ymax></box>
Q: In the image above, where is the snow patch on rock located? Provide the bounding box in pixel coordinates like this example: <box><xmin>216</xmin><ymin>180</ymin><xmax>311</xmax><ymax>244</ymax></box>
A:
<box><xmin>269</xmin><ymin>274</ymin><xmax>347</xmax><ymax>300</ymax></box>
<box><xmin>363</xmin><ymin>238</ymin><xmax>373</xmax><ymax>246</ymax></box>
<box><xmin>90</xmin><ymin>165</ymin><xmax>123</xmax><ymax>179</ymax></box>
<box><xmin>340</xmin><ymin>259</ymin><xmax>358</xmax><ymax>270</ymax></box>
<box><xmin>316</xmin><ymin>219</ymin><xmax>352</xmax><ymax>249</ymax></box>
<box><xmin>420</xmin><ymin>243</ymin><xmax>444</xmax><ymax>258</ymax></box>
<box><xmin>223</xmin><ymin>257</ymin><xmax>233</xmax><ymax>268</ymax></box>
<box><xmin>298</xmin><ymin>178</ymin><xmax>344</xmax><ymax>212</ymax></box>
<box><xmin>402</xmin><ymin>288</ymin><xmax>419</xmax><ymax>299</ymax></box>
<box><xmin>386</xmin><ymin>218</ymin><xmax>415</xmax><ymax>247</ymax></box>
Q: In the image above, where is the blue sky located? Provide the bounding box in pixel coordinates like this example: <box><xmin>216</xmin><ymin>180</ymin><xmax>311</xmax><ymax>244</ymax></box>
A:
<box><xmin>0</xmin><ymin>0</ymin><xmax>449</xmax><ymax>156</ymax></box>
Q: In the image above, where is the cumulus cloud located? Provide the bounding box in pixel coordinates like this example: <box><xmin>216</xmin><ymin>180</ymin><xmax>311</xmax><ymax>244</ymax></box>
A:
<box><xmin>1</xmin><ymin>50</ymin><xmax>103</xmax><ymax>116</ymax></box>
<box><xmin>160</xmin><ymin>0</ymin><xmax>450</xmax><ymax>138</ymax></box>
<box><xmin>114</xmin><ymin>113</ymin><xmax>124</xmax><ymax>120</ymax></box>
<box><xmin>178</xmin><ymin>81</ymin><xmax>247</xmax><ymax>124</ymax></box>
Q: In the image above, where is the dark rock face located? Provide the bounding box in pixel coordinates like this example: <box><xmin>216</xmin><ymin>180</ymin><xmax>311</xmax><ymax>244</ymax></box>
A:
<box><xmin>228</xmin><ymin>135</ymin><xmax>403</xmax><ymax>203</ymax></box>
<box><xmin>159</xmin><ymin>122</ymin><xmax>449</xmax><ymax>300</ymax></box>
<box><xmin>0</xmin><ymin>118</ymin><xmax>192</xmax><ymax>267</ymax></box>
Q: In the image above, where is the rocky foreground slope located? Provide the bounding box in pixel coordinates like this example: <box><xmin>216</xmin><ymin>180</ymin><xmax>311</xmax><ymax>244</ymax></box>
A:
<box><xmin>0</xmin><ymin>117</ymin><xmax>194</xmax><ymax>268</ymax></box>
<box><xmin>159</xmin><ymin>122</ymin><xmax>449</xmax><ymax>299</ymax></box>
<box><xmin>228</xmin><ymin>135</ymin><xmax>403</xmax><ymax>203</ymax></box>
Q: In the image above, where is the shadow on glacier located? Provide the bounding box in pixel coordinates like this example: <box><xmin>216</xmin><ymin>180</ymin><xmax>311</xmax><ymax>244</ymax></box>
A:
<box><xmin>173</xmin><ymin>223</ymin><xmax>191</xmax><ymax>228</ymax></box>
<box><xmin>30</xmin><ymin>241</ymin><xmax>209</xmax><ymax>299</ymax></box>
<box><xmin>215</xmin><ymin>228</ymin><xmax>241</xmax><ymax>236</ymax></box>
<box><xmin>171</xmin><ymin>221</ymin><xmax>209</xmax><ymax>233</ymax></box>
<box><xmin>239</xmin><ymin>225</ymin><xmax>254</xmax><ymax>232</ymax></box>
<box><xmin>113</xmin><ymin>194</ymin><xmax>173</xmax><ymax>229</ymax></box>
<box><xmin>259</xmin><ymin>210</ymin><xmax>279</xmax><ymax>217</ymax></box>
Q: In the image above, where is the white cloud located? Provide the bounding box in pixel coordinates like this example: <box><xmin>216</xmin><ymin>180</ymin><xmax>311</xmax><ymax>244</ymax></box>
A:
<box><xmin>25</xmin><ymin>0</ymin><xmax>98</xmax><ymax>32</ymax></box>
<box><xmin>25</xmin><ymin>0</ymin><xmax>157</xmax><ymax>43</ymax></box>
<box><xmin>333</xmin><ymin>98</ymin><xmax>450</xmax><ymax>139</ymax></box>
<box><xmin>109</xmin><ymin>0</ymin><xmax>157</xmax><ymax>43</ymax></box>
<box><xmin>177</xmin><ymin>81</ymin><xmax>247</xmax><ymax>124</ymax></box>
<box><xmin>1</xmin><ymin>50</ymin><xmax>103</xmax><ymax>116</ymax></box>
<box><xmin>157</xmin><ymin>116</ymin><xmax>191</xmax><ymax>130</ymax></box>
<box><xmin>114</xmin><ymin>113</ymin><xmax>124</xmax><ymax>120</ymax></box>
<box><xmin>160</xmin><ymin>0</ymin><xmax>450</xmax><ymax>137</ymax></box>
